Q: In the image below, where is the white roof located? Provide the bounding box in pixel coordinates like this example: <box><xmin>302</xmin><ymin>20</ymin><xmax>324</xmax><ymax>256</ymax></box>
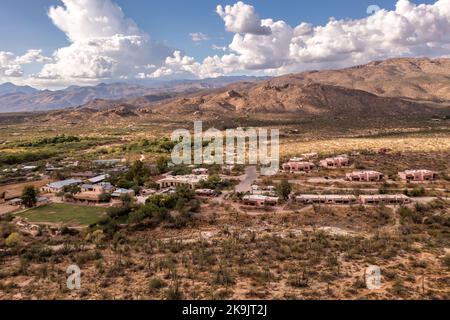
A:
<box><xmin>302</xmin><ymin>153</ymin><xmax>318</xmax><ymax>157</ymax></box>
<box><xmin>195</xmin><ymin>189</ymin><xmax>215</xmax><ymax>193</ymax></box>
<box><xmin>89</xmin><ymin>174</ymin><xmax>109</xmax><ymax>183</ymax></box>
<box><xmin>243</xmin><ymin>195</ymin><xmax>279</xmax><ymax>202</ymax></box>
<box><xmin>158</xmin><ymin>175</ymin><xmax>208</xmax><ymax>184</ymax></box>
<box><xmin>23</xmin><ymin>166</ymin><xmax>38</xmax><ymax>170</ymax></box>
<box><xmin>323</xmin><ymin>155</ymin><xmax>349</xmax><ymax>161</ymax></box>
<box><xmin>401</xmin><ymin>169</ymin><xmax>436</xmax><ymax>174</ymax></box>
<box><xmin>349</xmin><ymin>170</ymin><xmax>383</xmax><ymax>175</ymax></box>
<box><xmin>296</xmin><ymin>194</ymin><xmax>357</xmax><ymax>200</ymax></box>
<box><xmin>46</xmin><ymin>179</ymin><xmax>82</xmax><ymax>189</ymax></box>
<box><xmin>285</xmin><ymin>161</ymin><xmax>315</xmax><ymax>165</ymax></box>
<box><xmin>360</xmin><ymin>194</ymin><xmax>410</xmax><ymax>200</ymax></box>
<box><xmin>112</xmin><ymin>189</ymin><xmax>134</xmax><ymax>197</ymax></box>
<box><xmin>289</xmin><ymin>157</ymin><xmax>305</xmax><ymax>162</ymax></box>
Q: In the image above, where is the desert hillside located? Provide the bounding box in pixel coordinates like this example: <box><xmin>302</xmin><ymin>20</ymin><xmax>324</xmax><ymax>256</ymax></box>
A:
<box><xmin>18</xmin><ymin>57</ymin><xmax>450</xmax><ymax>124</ymax></box>
<box><xmin>273</xmin><ymin>58</ymin><xmax>450</xmax><ymax>103</ymax></box>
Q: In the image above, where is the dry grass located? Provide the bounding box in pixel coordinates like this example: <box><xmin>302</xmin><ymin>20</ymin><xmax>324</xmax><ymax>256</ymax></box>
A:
<box><xmin>281</xmin><ymin>135</ymin><xmax>450</xmax><ymax>157</ymax></box>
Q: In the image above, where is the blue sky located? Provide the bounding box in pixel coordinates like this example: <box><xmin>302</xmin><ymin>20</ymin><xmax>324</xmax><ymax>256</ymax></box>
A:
<box><xmin>0</xmin><ymin>0</ymin><xmax>436</xmax><ymax>59</ymax></box>
<box><xmin>0</xmin><ymin>0</ymin><xmax>446</xmax><ymax>88</ymax></box>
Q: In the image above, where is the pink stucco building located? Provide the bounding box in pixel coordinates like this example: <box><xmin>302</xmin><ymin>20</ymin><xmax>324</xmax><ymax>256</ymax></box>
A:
<box><xmin>345</xmin><ymin>171</ymin><xmax>384</xmax><ymax>182</ymax></box>
<box><xmin>282</xmin><ymin>161</ymin><xmax>315</xmax><ymax>173</ymax></box>
<box><xmin>320</xmin><ymin>156</ymin><xmax>350</xmax><ymax>169</ymax></box>
<box><xmin>398</xmin><ymin>170</ymin><xmax>437</xmax><ymax>182</ymax></box>
<box><xmin>242</xmin><ymin>195</ymin><xmax>279</xmax><ymax>206</ymax></box>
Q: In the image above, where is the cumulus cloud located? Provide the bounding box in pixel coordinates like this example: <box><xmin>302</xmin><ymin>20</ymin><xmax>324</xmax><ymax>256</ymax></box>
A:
<box><xmin>190</xmin><ymin>32</ymin><xmax>210</xmax><ymax>42</ymax></box>
<box><xmin>37</xmin><ymin>0</ymin><xmax>171</xmax><ymax>83</ymax></box>
<box><xmin>157</xmin><ymin>0</ymin><xmax>450</xmax><ymax>79</ymax></box>
<box><xmin>0</xmin><ymin>50</ymin><xmax>50</xmax><ymax>78</ymax></box>
<box><xmin>148</xmin><ymin>51</ymin><xmax>226</xmax><ymax>79</ymax></box>
<box><xmin>2</xmin><ymin>0</ymin><xmax>450</xmax><ymax>87</ymax></box>
<box><xmin>216</xmin><ymin>1</ymin><xmax>272</xmax><ymax>35</ymax></box>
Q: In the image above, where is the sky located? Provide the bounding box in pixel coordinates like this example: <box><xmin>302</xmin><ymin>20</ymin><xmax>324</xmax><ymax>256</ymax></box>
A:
<box><xmin>0</xmin><ymin>0</ymin><xmax>448</xmax><ymax>89</ymax></box>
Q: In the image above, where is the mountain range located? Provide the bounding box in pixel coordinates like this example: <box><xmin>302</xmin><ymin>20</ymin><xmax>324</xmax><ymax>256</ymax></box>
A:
<box><xmin>1</xmin><ymin>58</ymin><xmax>449</xmax><ymax>125</ymax></box>
<box><xmin>43</xmin><ymin>57</ymin><xmax>448</xmax><ymax>123</ymax></box>
<box><xmin>0</xmin><ymin>76</ymin><xmax>267</xmax><ymax>113</ymax></box>
<box><xmin>0</xmin><ymin>82</ymin><xmax>38</xmax><ymax>96</ymax></box>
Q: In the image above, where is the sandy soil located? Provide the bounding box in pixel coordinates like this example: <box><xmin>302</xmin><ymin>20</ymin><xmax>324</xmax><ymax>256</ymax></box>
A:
<box><xmin>0</xmin><ymin>179</ymin><xmax>52</xmax><ymax>199</ymax></box>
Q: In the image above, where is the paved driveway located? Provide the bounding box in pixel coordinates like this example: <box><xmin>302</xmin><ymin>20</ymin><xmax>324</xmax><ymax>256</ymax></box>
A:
<box><xmin>235</xmin><ymin>166</ymin><xmax>258</xmax><ymax>193</ymax></box>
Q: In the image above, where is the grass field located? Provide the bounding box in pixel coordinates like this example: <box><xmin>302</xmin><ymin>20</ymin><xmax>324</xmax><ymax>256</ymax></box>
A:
<box><xmin>17</xmin><ymin>203</ymin><xmax>105</xmax><ymax>226</ymax></box>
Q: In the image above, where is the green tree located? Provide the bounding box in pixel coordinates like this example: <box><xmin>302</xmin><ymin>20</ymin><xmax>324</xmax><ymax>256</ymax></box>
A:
<box><xmin>120</xmin><ymin>194</ymin><xmax>133</xmax><ymax>207</ymax></box>
<box><xmin>276</xmin><ymin>180</ymin><xmax>292</xmax><ymax>200</ymax></box>
<box><xmin>63</xmin><ymin>185</ymin><xmax>81</xmax><ymax>195</ymax></box>
<box><xmin>21</xmin><ymin>185</ymin><xmax>38</xmax><ymax>208</ymax></box>
<box><xmin>156</xmin><ymin>156</ymin><xmax>169</xmax><ymax>174</ymax></box>
<box><xmin>98</xmin><ymin>193</ymin><xmax>112</xmax><ymax>203</ymax></box>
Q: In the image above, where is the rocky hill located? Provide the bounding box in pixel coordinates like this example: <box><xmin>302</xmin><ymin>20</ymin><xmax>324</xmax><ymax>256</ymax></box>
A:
<box><xmin>11</xmin><ymin>57</ymin><xmax>450</xmax><ymax>124</ymax></box>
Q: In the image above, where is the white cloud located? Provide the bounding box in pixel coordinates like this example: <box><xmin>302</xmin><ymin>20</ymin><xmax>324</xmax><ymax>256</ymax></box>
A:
<box><xmin>216</xmin><ymin>1</ymin><xmax>272</xmax><ymax>35</ymax></box>
<box><xmin>158</xmin><ymin>0</ymin><xmax>450</xmax><ymax>79</ymax></box>
<box><xmin>1</xmin><ymin>0</ymin><xmax>450</xmax><ymax>88</ymax></box>
<box><xmin>190</xmin><ymin>32</ymin><xmax>210</xmax><ymax>42</ymax></box>
<box><xmin>0</xmin><ymin>50</ymin><xmax>50</xmax><ymax>78</ymax></box>
<box><xmin>37</xmin><ymin>0</ymin><xmax>172</xmax><ymax>84</ymax></box>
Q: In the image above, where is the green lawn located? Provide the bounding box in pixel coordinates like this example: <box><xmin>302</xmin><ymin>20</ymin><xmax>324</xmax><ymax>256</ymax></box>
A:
<box><xmin>17</xmin><ymin>203</ymin><xmax>105</xmax><ymax>226</ymax></box>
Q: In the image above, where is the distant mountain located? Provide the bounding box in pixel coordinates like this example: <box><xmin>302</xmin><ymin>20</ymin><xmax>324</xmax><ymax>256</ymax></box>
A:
<box><xmin>0</xmin><ymin>82</ymin><xmax>38</xmax><ymax>96</ymax></box>
<box><xmin>145</xmin><ymin>57</ymin><xmax>450</xmax><ymax>115</ymax></box>
<box><xmin>42</xmin><ymin>57</ymin><xmax>449</xmax><ymax>124</ymax></box>
<box><xmin>271</xmin><ymin>57</ymin><xmax>450</xmax><ymax>103</ymax></box>
<box><xmin>0</xmin><ymin>76</ymin><xmax>268</xmax><ymax>113</ymax></box>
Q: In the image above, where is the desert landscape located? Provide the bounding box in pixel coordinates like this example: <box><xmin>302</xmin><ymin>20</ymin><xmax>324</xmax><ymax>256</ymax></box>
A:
<box><xmin>1</xmin><ymin>0</ymin><xmax>450</xmax><ymax>304</ymax></box>
<box><xmin>0</xmin><ymin>57</ymin><xmax>449</xmax><ymax>300</ymax></box>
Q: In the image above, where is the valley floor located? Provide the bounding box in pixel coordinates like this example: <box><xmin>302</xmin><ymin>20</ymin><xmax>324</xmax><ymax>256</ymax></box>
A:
<box><xmin>0</xmin><ymin>118</ymin><xmax>448</xmax><ymax>300</ymax></box>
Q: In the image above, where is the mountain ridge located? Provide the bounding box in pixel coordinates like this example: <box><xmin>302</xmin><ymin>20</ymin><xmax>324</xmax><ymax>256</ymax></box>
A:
<box><xmin>0</xmin><ymin>76</ymin><xmax>268</xmax><ymax>113</ymax></box>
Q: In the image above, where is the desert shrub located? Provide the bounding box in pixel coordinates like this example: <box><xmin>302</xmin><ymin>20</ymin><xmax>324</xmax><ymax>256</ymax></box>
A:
<box><xmin>412</xmin><ymin>260</ymin><xmax>428</xmax><ymax>269</ymax></box>
<box><xmin>165</xmin><ymin>286</ymin><xmax>183</xmax><ymax>300</ymax></box>
<box><xmin>442</xmin><ymin>254</ymin><xmax>450</xmax><ymax>270</ymax></box>
<box><xmin>287</xmin><ymin>273</ymin><xmax>309</xmax><ymax>288</ymax></box>
<box><xmin>61</xmin><ymin>226</ymin><xmax>79</xmax><ymax>236</ymax></box>
<box><xmin>352</xmin><ymin>277</ymin><xmax>366</xmax><ymax>289</ymax></box>
<box><xmin>5</xmin><ymin>232</ymin><xmax>22</xmax><ymax>248</ymax></box>
<box><xmin>391</xmin><ymin>279</ymin><xmax>407</xmax><ymax>296</ymax></box>
<box><xmin>19</xmin><ymin>134</ymin><xmax>81</xmax><ymax>147</ymax></box>
<box><xmin>171</xmin><ymin>165</ymin><xmax>193</xmax><ymax>176</ymax></box>
<box><xmin>106</xmin><ymin>206</ymin><xmax>131</xmax><ymax>219</ymax></box>
<box><xmin>149</xmin><ymin>277</ymin><xmax>167</xmax><ymax>290</ymax></box>
<box><xmin>96</xmin><ymin>217</ymin><xmax>119</xmax><ymax>237</ymax></box>
<box><xmin>198</xmin><ymin>175</ymin><xmax>234</xmax><ymax>191</ymax></box>
<box><xmin>0</xmin><ymin>150</ymin><xmax>56</xmax><ymax>165</ymax></box>
<box><xmin>214</xmin><ymin>266</ymin><xmax>235</xmax><ymax>286</ymax></box>
<box><xmin>128</xmin><ymin>203</ymin><xmax>168</xmax><ymax>224</ymax></box>
<box><xmin>75</xmin><ymin>250</ymin><xmax>103</xmax><ymax>266</ymax></box>
<box><xmin>379</xmin><ymin>182</ymin><xmax>389</xmax><ymax>194</ymax></box>
<box><xmin>405</xmin><ymin>187</ymin><xmax>426</xmax><ymax>197</ymax></box>
<box><xmin>377</xmin><ymin>205</ymin><xmax>392</xmax><ymax>223</ymax></box>
<box><xmin>398</xmin><ymin>207</ymin><xmax>423</xmax><ymax>224</ymax></box>
<box><xmin>0</xmin><ymin>222</ymin><xmax>14</xmax><ymax>239</ymax></box>
<box><xmin>20</xmin><ymin>244</ymin><xmax>53</xmax><ymax>263</ymax></box>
